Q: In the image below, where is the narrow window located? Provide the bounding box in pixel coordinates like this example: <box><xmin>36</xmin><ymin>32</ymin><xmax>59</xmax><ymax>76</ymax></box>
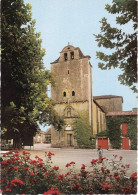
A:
<box><xmin>70</xmin><ymin>52</ymin><xmax>74</xmax><ymax>59</ymax></box>
<box><xmin>72</xmin><ymin>91</ymin><xmax>75</xmax><ymax>96</ymax></box>
<box><xmin>64</xmin><ymin>53</ymin><xmax>67</xmax><ymax>61</ymax></box>
<box><xmin>68</xmin><ymin>70</ymin><xmax>69</xmax><ymax>74</ymax></box>
<box><xmin>63</xmin><ymin>91</ymin><xmax>66</xmax><ymax>97</ymax></box>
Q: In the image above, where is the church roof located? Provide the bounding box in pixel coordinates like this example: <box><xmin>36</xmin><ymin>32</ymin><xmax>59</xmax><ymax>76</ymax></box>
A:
<box><xmin>106</xmin><ymin>111</ymin><xmax>137</xmax><ymax>116</ymax></box>
<box><xmin>51</xmin><ymin>44</ymin><xmax>90</xmax><ymax>64</ymax></box>
<box><xmin>93</xmin><ymin>95</ymin><xmax>123</xmax><ymax>102</ymax></box>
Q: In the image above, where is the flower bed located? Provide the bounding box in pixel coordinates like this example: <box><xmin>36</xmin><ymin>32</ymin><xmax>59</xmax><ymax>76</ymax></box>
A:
<box><xmin>0</xmin><ymin>149</ymin><xmax>137</xmax><ymax>194</ymax></box>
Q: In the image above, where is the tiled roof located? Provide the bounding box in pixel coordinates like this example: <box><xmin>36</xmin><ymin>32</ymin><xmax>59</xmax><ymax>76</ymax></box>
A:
<box><xmin>93</xmin><ymin>95</ymin><xmax>123</xmax><ymax>102</ymax></box>
<box><xmin>106</xmin><ymin>111</ymin><xmax>137</xmax><ymax>116</ymax></box>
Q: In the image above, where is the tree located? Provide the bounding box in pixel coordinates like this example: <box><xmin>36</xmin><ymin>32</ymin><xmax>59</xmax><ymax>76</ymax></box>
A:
<box><xmin>73</xmin><ymin>113</ymin><xmax>95</xmax><ymax>148</ymax></box>
<box><xmin>94</xmin><ymin>0</ymin><xmax>137</xmax><ymax>92</ymax></box>
<box><xmin>1</xmin><ymin>0</ymin><xmax>64</xmax><ymax>148</ymax></box>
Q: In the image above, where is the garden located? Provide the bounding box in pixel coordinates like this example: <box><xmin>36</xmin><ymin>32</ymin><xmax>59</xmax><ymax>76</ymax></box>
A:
<box><xmin>0</xmin><ymin>149</ymin><xmax>137</xmax><ymax>194</ymax></box>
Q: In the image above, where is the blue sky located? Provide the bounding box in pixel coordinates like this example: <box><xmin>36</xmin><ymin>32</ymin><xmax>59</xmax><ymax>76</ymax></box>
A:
<box><xmin>24</xmin><ymin>0</ymin><xmax>137</xmax><ymax>130</ymax></box>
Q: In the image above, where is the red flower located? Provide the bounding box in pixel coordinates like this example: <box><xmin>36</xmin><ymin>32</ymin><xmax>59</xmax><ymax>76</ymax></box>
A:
<box><xmin>97</xmin><ymin>160</ymin><xmax>102</xmax><ymax>163</ymax></box>
<box><xmin>119</xmin><ymin>156</ymin><xmax>123</xmax><ymax>160</ymax></box>
<box><xmin>6</xmin><ymin>188</ymin><xmax>11</xmax><ymax>192</ymax></box>
<box><xmin>45</xmin><ymin>171</ymin><xmax>49</xmax><ymax>177</ymax></box>
<box><xmin>101</xmin><ymin>167</ymin><xmax>105</xmax><ymax>172</ymax></box>
<box><xmin>13</xmin><ymin>153</ymin><xmax>19</xmax><ymax>157</ymax></box>
<box><xmin>113</xmin><ymin>154</ymin><xmax>117</xmax><ymax>158</ymax></box>
<box><xmin>130</xmin><ymin>172</ymin><xmax>137</xmax><ymax>180</ymax></box>
<box><xmin>102</xmin><ymin>182</ymin><xmax>111</xmax><ymax>191</ymax></box>
<box><xmin>65</xmin><ymin>172</ymin><xmax>70</xmax><ymax>176</ymax></box>
<box><xmin>43</xmin><ymin>187</ymin><xmax>61</xmax><ymax>195</ymax></box>
<box><xmin>14</xmin><ymin>166</ymin><xmax>18</xmax><ymax>170</ymax></box>
<box><xmin>22</xmin><ymin>150</ymin><xmax>30</xmax><ymax>155</ymax></box>
<box><xmin>11</xmin><ymin>179</ymin><xmax>23</xmax><ymax>186</ymax></box>
<box><xmin>115</xmin><ymin>176</ymin><xmax>119</xmax><ymax>180</ymax></box>
<box><xmin>88</xmin><ymin>191</ymin><xmax>93</xmax><ymax>194</ymax></box>
<box><xmin>1</xmin><ymin>160</ymin><xmax>8</xmax><ymax>165</ymax></box>
<box><xmin>70</xmin><ymin>161</ymin><xmax>75</xmax><ymax>164</ymax></box>
<box><xmin>81</xmin><ymin>164</ymin><xmax>86</xmax><ymax>169</ymax></box>
<box><xmin>30</xmin><ymin>172</ymin><xmax>34</xmax><ymax>176</ymax></box>
<box><xmin>45</xmin><ymin>151</ymin><xmax>55</xmax><ymax>157</ymax></box>
<box><xmin>91</xmin><ymin>159</ymin><xmax>96</xmax><ymax>165</ymax></box>
<box><xmin>66</xmin><ymin>163</ymin><xmax>71</xmax><ymax>167</ymax></box>
<box><xmin>58</xmin><ymin>174</ymin><xmax>64</xmax><ymax>180</ymax></box>
<box><xmin>53</xmin><ymin>166</ymin><xmax>59</xmax><ymax>170</ymax></box>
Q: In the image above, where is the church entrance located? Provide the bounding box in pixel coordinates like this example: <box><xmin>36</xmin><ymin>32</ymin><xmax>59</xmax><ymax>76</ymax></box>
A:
<box><xmin>67</xmin><ymin>134</ymin><xmax>73</xmax><ymax>146</ymax></box>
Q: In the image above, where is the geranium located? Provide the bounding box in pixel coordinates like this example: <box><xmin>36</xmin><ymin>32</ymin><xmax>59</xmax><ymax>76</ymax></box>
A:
<box><xmin>71</xmin><ymin>182</ymin><xmax>82</xmax><ymax>191</ymax></box>
<box><xmin>66</xmin><ymin>163</ymin><xmax>71</xmax><ymax>167</ymax></box>
<box><xmin>53</xmin><ymin>166</ymin><xmax>59</xmax><ymax>171</ymax></box>
<box><xmin>130</xmin><ymin>172</ymin><xmax>137</xmax><ymax>181</ymax></box>
<box><xmin>57</xmin><ymin>174</ymin><xmax>64</xmax><ymax>180</ymax></box>
<box><xmin>13</xmin><ymin>153</ymin><xmax>19</xmax><ymax>157</ymax></box>
<box><xmin>119</xmin><ymin>156</ymin><xmax>123</xmax><ymax>160</ymax></box>
<box><xmin>22</xmin><ymin>151</ymin><xmax>30</xmax><ymax>155</ymax></box>
<box><xmin>43</xmin><ymin>187</ymin><xmax>61</xmax><ymax>195</ymax></box>
<box><xmin>11</xmin><ymin>179</ymin><xmax>23</xmax><ymax>186</ymax></box>
<box><xmin>14</xmin><ymin>166</ymin><xmax>18</xmax><ymax>170</ymax></box>
<box><xmin>81</xmin><ymin>164</ymin><xmax>86</xmax><ymax>169</ymax></box>
<box><xmin>91</xmin><ymin>159</ymin><xmax>97</xmax><ymax>165</ymax></box>
<box><xmin>101</xmin><ymin>182</ymin><xmax>112</xmax><ymax>191</ymax></box>
<box><xmin>30</xmin><ymin>172</ymin><xmax>34</xmax><ymax>176</ymax></box>
<box><xmin>5</xmin><ymin>188</ymin><xmax>11</xmax><ymax>192</ymax></box>
<box><xmin>45</xmin><ymin>151</ymin><xmax>55</xmax><ymax>157</ymax></box>
<box><xmin>65</xmin><ymin>172</ymin><xmax>70</xmax><ymax>176</ymax></box>
<box><xmin>45</xmin><ymin>171</ymin><xmax>49</xmax><ymax>177</ymax></box>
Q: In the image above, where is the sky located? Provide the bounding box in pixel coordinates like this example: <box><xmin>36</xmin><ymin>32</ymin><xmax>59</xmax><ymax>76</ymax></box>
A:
<box><xmin>24</xmin><ymin>0</ymin><xmax>137</xmax><ymax>130</ymax></box>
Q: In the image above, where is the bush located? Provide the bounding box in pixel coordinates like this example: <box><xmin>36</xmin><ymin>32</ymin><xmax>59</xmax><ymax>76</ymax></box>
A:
<box><xmin>1</xmin><ymin>150</ymin><xmax>137</xmax><ymax>194</ymax></box>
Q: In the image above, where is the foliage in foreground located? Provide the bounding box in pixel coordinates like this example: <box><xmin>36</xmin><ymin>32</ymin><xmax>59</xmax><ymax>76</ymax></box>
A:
<box><xmin>1</xmin><ymin>150</ymin><xmax>137</xmax><ymax>194</ymax></box>
<box><xmin>1</xmin><ymin>0</ymin><xmax>64</xmax><ymax>148</ymax></box>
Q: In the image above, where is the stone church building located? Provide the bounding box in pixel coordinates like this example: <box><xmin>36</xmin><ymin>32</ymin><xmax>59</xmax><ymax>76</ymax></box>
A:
<box><xmin>51</xmin><ymin>44</ymin><xmax>123</xmax><ymax>147</ymax></box>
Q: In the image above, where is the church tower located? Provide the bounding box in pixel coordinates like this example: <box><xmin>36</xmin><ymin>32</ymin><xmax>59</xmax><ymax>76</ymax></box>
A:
<box><xmin>51</xmin><ymin>44</ymin><xmax>93</xmax><ymax>147</ymax></box>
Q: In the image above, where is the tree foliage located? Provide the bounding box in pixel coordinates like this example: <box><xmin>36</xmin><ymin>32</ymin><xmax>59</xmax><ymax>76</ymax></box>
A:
<box><xmin>1</xmin><ymin>0</ymin><xmax>64</xmax><ymax>147</ymax></box>
<box><xmin>73</xmin><ymin>113</ymin><xmax>95</xmax><ymax>148</ymax></box>
<box><xmin>94</xmin><ymin>0</ymin><xmax>137</xmax><ymax>92</ymax></box>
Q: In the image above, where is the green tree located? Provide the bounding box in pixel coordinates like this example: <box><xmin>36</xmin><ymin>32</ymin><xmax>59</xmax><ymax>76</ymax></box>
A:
<box><xmin>94</xmin><ymin>0</ymin><xmax>137</xmax><ymax>92</ymax></box>
<box><xmin>1</xmin><ymin>0</ymin><xmax>64</xmax><ymax>148</ymax></box>
<box><xmin>73</xmin><ymin>113</ymin><xmax>95</xmax><ymax>148</ymax></box>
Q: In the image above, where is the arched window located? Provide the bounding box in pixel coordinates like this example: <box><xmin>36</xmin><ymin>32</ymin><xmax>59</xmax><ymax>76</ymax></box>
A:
<box><xmin>72</xmin><ymin>91</ymin><xmax>75</xmax><ymax>96</ymax></box>
<box><xmin>70</xmin><ymin>52</ymin><xmax>74</xmax><ymax>59</ymax></box>
<box><xmin>63</xmin><ymin>91</ymin><xmax>66</xmax><ymax>97</ymax></box>
<box><xmin>64</xmin><ymin>53</ymin><xmax>67</xmax><ymax>61</ymax></box>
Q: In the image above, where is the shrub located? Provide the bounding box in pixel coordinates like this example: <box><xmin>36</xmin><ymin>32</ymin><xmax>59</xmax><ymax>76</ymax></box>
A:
<box><xmin>1</xmin><ymin>150</ymin><xmax>137</xmax><ymax>194</ymax></box>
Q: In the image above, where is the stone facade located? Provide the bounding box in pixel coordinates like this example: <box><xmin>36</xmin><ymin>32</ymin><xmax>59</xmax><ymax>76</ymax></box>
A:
<box><xmin>93</xmin><ymin>95</ymin><xmax>123</xmax><ymax>113</ymax></box>
<box><xmin>51</xmin><ymin>44</ymin><xmax>106</xmax><ymax>148</ymax></box>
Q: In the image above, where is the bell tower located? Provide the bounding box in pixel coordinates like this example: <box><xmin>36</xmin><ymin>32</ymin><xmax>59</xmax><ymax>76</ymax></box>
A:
<box><xmin>51</xmin><ymin>44</ymin><xmax>93</xmax><ymax>147</ymax></box>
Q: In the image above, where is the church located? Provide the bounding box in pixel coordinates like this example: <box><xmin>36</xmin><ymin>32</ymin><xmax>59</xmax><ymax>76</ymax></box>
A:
<box><xmin>50</xmin><ymin>44</ymin><xmax>123</xmax><ymax>148</ymax></box>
